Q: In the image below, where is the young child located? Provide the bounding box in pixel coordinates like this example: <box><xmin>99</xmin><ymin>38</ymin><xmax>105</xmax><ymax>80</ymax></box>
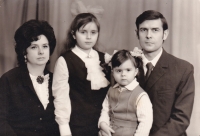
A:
<box><xmin>52</xmin><ymin>13</ymin><xmax>110</xmax><ymax>136</ymax></box>
<box><xmin>98</xmin><ymin>49</ymin><xmax>153</xmax><ymax>136</ymax></box>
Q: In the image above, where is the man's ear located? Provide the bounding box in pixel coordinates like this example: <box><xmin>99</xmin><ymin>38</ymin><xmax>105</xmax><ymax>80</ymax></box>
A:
<box><xmin>135</xmin><ymin>30</ymin><xmax>139</xmax><ymax>39</ymax></box>
<box><xmin>163</xmin><ymin>29</ymin><xmax>169</xmax><ymax>40</ymax></box>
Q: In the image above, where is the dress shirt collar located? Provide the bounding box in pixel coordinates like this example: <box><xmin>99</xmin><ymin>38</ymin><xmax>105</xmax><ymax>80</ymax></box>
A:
<box><xmin>72</xmin><ymin>45</ymin><xmax>95</xmax><ymax>59</ymax></box>
<box><xmin>143</xmin><ymin>48</ymin><xmax>163</xmax><ymax>67</ymax></box>
<box><xmin>113</xmin><ymin>78</ymin><xmax>139</xmax><ymax>92</ymax></box>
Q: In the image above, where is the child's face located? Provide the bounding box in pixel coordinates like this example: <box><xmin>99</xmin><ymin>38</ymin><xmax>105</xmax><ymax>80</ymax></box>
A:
<box><xmin>113</xmin><ymin>59</ymin><xmax>138</xmax><ymax>87</ymax></box>
<box><xmin>73</xmin><ymin>22</ymin><xmax>99</xmax><ymax>53</ymax></box>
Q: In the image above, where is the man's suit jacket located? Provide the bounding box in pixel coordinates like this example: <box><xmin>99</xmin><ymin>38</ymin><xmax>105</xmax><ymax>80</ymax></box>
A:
<box><xmin>0</xmin><ymin>66</ymin><xmax>60</xmax><ymax>136</ymax></box>
<box><xmin>138</xmin><ymin>49</ymin><xmax>195</xmax><ymax>136</ymax></box>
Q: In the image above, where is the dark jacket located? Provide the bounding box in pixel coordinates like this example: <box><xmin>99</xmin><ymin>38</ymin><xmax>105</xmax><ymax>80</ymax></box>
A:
<box><xmin>0</xmin><ymin>66</ymin><xmax>59</xmax><ymax>136</ymax></box>
<box><xmin>138</xmin><ymin>49</ymin><xmax>195</xmax><ymax>136</ymax></box>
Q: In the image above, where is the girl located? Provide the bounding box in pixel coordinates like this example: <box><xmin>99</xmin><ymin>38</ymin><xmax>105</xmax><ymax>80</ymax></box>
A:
<box><xmin>52</xmin><ymin>13</ymin><xmax>110</xmax><ymax>136</ymax></box>
<box><xmin>98</xmin><ymin>50</ymin><xmax>153</xmax><ymax>136</ymax></box>
<box><xmin>0</xmin><ymin>20</ymin><xmax>59</xmax><ymax>136</ymax></box>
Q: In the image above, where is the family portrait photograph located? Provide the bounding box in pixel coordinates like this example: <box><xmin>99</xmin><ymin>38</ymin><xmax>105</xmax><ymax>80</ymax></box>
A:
<box><xmin>0</xmin><ymin>0</ymin><xmax>200</xmax><ymax>136</ymax></box>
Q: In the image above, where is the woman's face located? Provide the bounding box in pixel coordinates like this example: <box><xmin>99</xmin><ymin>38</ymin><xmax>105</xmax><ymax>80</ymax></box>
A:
<box><xmin>26</xmin><ymin>35</ymin><xmax>50</xmax><ymax>67</ymax></box>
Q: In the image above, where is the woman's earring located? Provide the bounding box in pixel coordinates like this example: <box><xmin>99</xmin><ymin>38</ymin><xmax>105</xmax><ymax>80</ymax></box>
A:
<box><xmin>73</xmin><ymin>35</ymin><xmax>76</xmax><ymax>39</ymax></box>
<box><xmin>24</xmin><ymin>56</ymin><xmax>27</xmax><ymax>63</ymax></box>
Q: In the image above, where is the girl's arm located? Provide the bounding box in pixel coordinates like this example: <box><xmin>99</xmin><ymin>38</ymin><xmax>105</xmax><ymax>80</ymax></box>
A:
<box><xmin>52</xmin><ymin>57</ymin><xmax>71</xmax><ymax>136</ymax></box>
<box><xmin>98</xmin><ymin>94</ymin><xmax>115</xmax><ymax>136</ymax></box>
<box><xmin>134</xmin><ymin>92</ymin><xmax>153</xmax><ymax>136</ymax></box>
<box><xmin>98</xmin><ymin>94</ymin><xmax>110</xmax><ymax>127</ymax></box>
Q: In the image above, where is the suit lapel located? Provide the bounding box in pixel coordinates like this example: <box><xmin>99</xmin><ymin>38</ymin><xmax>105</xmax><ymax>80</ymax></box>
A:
<box><xmin>20</xmin><ymin>66</ymin><xmax>37</xmax><ymax>94</ymax></box>
<box><xmin>145</xmin><ymin>50</ymin><xmax>169</xmax><ymax>92</ymax></box>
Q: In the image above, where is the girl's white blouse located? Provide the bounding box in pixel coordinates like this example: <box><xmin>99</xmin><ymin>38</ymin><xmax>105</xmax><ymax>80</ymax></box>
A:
<box><xmin>52</xmin><ymin>46</ymin><xmax>110</xmax><ymax>135</ymax></box>
<box><xmin>72</xmin><ymin>46</ymin><xmax>110</xmax><ymax>90</ymax></box>
<box><xmin>29</xmin><ymin>74</ymin><xmax>49</xmax><ymax>110</ymax></box>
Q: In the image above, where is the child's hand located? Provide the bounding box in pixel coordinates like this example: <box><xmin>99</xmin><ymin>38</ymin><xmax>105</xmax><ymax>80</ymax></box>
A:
<box><xmin>99</xmin><ymin>122</ymin><xmax>115</xmax><ymax>136</ymax></box>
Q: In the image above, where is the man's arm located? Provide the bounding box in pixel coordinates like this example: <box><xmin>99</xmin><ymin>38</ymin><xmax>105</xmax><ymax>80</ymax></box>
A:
<box><xmin>153</xmin><ymin>64</ymin><xmax>195</xmax><ymax>136</ymax></box>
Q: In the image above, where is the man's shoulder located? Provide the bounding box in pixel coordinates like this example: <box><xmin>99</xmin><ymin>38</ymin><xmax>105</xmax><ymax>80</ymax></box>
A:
<box><xmin>163</xmin><ymin>50</ymin><xmax>193</xmax><ymax>69</ymax></box>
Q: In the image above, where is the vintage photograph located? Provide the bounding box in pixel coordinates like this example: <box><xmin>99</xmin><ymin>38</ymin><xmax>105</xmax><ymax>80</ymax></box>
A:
<box><xmin>0</xmin><ymin>0</ymin><xmax>199</xmax><ymax>136</ymax></box>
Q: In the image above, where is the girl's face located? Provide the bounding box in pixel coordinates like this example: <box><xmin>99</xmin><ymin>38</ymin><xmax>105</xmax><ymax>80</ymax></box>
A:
<box><xmin>73</xmin><ymin>22</ymin><xmax>99</xmax><ymax>53</ymax></box>
<box><xmin>113</xmin><ymin>59</ymin><xmax>138</xmax><ymax>87</ymax></box>
<box><xmin>26</xmin><ymin>35</ymin><xmax>50</xmax><ymax>67</ymax></box>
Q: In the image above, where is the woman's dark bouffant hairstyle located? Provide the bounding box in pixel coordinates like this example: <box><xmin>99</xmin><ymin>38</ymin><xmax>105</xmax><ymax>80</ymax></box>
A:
<box><xmin>66</xmin><ymin>13</ymin><xmax>100</xmax><ymax>50</ymax></box>
<box><xmin>111</xmin><ymin>50</ymin><xmax>144</xmax><ymax>79</ymax></box>
<box><xmin>14</xmin><ymin>19</ymin><xmax>56</xmax><ymax>66</ymax></box>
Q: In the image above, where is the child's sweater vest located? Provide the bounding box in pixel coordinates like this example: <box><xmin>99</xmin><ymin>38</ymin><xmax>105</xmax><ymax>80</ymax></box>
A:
<box><xmin>108</xmin><ymin>85</ymin><xmax>144</xmax><ymax>136</ymax></box>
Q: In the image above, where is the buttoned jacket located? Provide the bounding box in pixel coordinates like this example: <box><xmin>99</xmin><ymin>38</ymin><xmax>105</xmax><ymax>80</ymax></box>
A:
<box><xmin>0</xmin><ymin>66</ymin><xmax>59</xmax><ymax>136</ymax></box>
<box><xmin>138</xmin><ymin>49</ymin><xmax>195</xmax><ymax>136</ymax></box>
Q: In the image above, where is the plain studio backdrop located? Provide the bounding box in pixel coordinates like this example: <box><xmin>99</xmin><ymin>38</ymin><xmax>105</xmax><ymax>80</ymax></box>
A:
<box><xmin>0</xmin><ymin>0</ymin><xmax>200</xmax><ymax>135</ymax></box>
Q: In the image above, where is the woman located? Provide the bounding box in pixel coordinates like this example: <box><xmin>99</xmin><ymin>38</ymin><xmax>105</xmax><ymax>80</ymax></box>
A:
<box><xmin>0</xmin><ymin>20</ymin><xmax>60</xmax><ymax>136</ymax></box>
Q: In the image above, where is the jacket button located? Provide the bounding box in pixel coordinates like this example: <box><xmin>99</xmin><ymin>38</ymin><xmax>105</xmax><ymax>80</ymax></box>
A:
<box><xmin>40</xmin><ymin>118</ymin><xmax>42</xmax><ymax>120</ymax></box>
<box><xmin>38</xmin><ymin>105</ymin><xmax>40</xmax><ymax>108</ymax></box>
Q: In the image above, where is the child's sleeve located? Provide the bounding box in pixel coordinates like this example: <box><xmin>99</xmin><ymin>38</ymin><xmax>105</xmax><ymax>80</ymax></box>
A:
<box><xmin>52</xmin><ymin>56</ymin><xmax>71</xmax><ymax>136</ymax></box>
<box><xmin>134</xmin><ymin>92</ymin><xmax>153</xmax><ymax>136</ymax></box>
<box><xmin>98</xmin><ymin>94</ymin><xmax>110</xmax><ymax>128</ymax></box>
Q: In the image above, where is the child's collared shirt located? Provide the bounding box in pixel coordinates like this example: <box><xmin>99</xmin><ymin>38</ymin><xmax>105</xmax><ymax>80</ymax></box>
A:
<box><xmin>98</xmin><ymin>78</ymin><xmax>153</xmax><ymax>136</ymax></box>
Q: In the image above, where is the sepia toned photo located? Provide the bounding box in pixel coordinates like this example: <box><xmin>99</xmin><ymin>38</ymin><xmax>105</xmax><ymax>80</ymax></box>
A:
<box><xmin>0</xmin><ymin>0</ymin><xmax>199</xmax><ymax>136</ymax></box>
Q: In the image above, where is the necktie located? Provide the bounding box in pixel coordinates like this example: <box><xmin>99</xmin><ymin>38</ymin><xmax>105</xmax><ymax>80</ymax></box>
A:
<box><xmin>145</xmin><ymin>62</ymin><xmax>154</xmax><ymax>81</ymax></box>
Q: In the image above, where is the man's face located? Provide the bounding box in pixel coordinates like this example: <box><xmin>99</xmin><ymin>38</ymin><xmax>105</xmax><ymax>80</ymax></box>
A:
<box><xmin>137</xmin><ymin>18</ymin><xmax>168</xmax><ymax>56</ymax></box>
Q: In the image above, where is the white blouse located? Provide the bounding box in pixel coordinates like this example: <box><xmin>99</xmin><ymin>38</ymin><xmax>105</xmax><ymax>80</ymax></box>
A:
<box><xmin>29</xmin><ymin>74</ymin><xmax>49</xmax><ymax>110</ymax></box>
<box><xmin>52</xmin><ymin>46</ymin><xmax>109</xmax><ymax>136</ymax></box>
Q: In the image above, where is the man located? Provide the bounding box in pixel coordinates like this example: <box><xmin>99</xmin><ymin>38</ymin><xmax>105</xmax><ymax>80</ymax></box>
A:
<box><xmin>136</xmin><ymin>10</ymin><xmax>195</xmax><ymax>136</ymax></box>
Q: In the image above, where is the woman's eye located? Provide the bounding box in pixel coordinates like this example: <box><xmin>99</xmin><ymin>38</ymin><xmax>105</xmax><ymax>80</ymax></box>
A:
<box><xmin>127</xmin><ymin>69</ymin><xmax>131</xmax><ymax>72</ymax></box>
<box><xmin>31</xmin><ymin>46</ymin><xmax>37</xmax><ymax>49</ymax></box>
<box><xmin>43</xmin><ymin>45</ymin><xmax>49</xmax><ymax>48</ymax></box>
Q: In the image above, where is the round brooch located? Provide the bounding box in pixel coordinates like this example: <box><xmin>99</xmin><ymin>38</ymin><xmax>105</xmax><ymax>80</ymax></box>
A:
<box><xmin>36</xmin><ymin>76</ymin><xmax>44</xmax><ymax>84</ymax></box>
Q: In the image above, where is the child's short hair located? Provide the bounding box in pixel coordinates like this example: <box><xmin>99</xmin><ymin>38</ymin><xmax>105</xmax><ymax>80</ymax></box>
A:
<box><xmin>111</xmin><ymin>50</ymin><xmax>144</xmax><ymax>78</ymax></box>
<box><xmin>66</xmin><ymin>13</ymin><xmax>100</xmax><ymax>50</ymax></box>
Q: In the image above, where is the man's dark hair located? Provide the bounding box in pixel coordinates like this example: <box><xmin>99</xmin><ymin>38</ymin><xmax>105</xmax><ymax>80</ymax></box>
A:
<box><xmin>135</xmin><ymin>10</ymin><xmax>168</xmax><ymax>32</ymax></box>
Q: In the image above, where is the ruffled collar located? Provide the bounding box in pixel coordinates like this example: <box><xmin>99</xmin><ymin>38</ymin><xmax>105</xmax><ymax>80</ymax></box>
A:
<box><xmin>72</xmin><ymin>46</ymin><xmax>110</xmax><ymax>90</ymax></box>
